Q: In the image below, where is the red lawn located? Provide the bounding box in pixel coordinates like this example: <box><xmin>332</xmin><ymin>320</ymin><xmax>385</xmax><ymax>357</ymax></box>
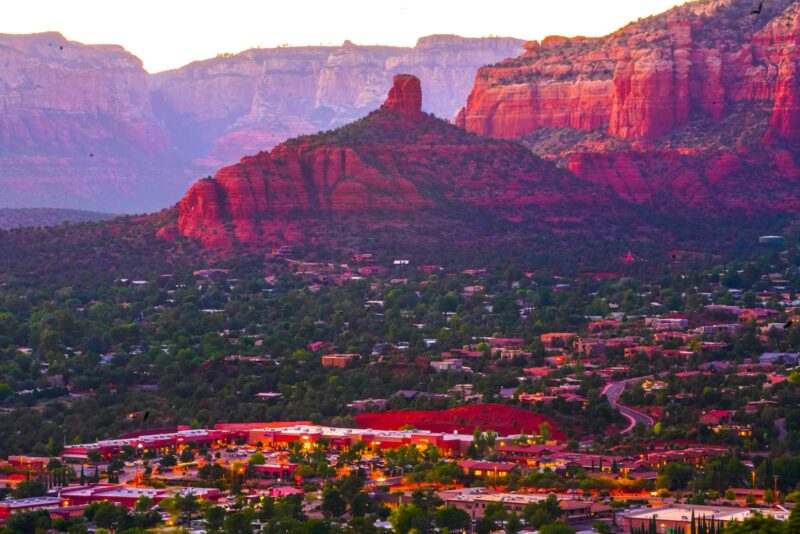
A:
<box><xmin>354</xmin><ymin>403</ymin><xmax>564</xmax><ymax>439</ymax></box>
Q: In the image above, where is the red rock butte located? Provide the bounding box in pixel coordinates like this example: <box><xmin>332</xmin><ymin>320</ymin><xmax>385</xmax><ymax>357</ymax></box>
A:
<box><xmin>170</xmin><ymin>74</ymin><xmax>609</xmax><ymax>249</ymax></box>
<box><xmin>381</xmin><ymin>74</ymin><xmax>423</xmax><ymax>119</ymax></box>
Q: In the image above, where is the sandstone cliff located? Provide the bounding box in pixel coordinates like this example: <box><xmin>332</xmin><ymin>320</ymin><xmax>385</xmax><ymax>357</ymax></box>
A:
<box><xmin>455</xmin><ymin>0</ymin><xmax>800</xmax><ymax>215</ymax></box>
<box><xmin>457</xmin><ymin>0</ymin><xmax>800</xmax><ymax>142</ymax></box>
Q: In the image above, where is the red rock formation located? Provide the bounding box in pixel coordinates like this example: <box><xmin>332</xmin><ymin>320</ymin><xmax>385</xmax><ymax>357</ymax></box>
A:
<box><xmin>381</xmin><ymin>74</ymin><xmax>423</xmax><ymax>118</ymax></box>
<box><xmin>567</xmin><ymin>147</ymin><xmax>800</xmax><ymax>213</ymax></box>
<box><xmin>458</xmin><ymin>0</ymin><xmax>800</xmax><ymax>142</ymax></box>
<box><xmin>173</xmin><ymin>75</ymin><xmax>605</xmax><ymax>248</ymax></box>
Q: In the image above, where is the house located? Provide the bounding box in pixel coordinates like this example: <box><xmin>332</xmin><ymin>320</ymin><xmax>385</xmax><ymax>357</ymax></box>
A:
<box><xmin>457</xmin><ymin>460</ymin><xmax>517</xmax><ymax>478</ymax></box>
<box><xmin>576</xmin><ymin>338</ymin><xmax>606</xmax><ymax>357</ymax></box>
<box><xmin>0</xmin><ymin>473</ymin><xmax>27</xmax><ymax>488</ymax></box>
<box><xmin>540</xmin><ymin>333</ymin><xmax>577</xmax><ymax>347</ymax></box>
<box><xmin>321</xmin><ymin>354</ymin><xmax>357</xmax><ymax>368</ymax></box>
<box><xmin>699</xmin><ymin>410</ymin><xmax>734</xmax><ymax>426</ymax></box>
<box><xmin>759</xmin><ymin>352</ymin><xmax>800</xmax><ymax>365</ymax></box>
<box><xmin>641</xmin><ymin>380</ymin><xmax>667</xmax><ymax>392</ymax></box>
<box><xmin>624</xmin><ymin>346</ymin><xmax>661</xmax><ymax>359</ymax></box>
<box><xmin>391</xmin><ymin>390</ymin><xmax>449</xmax><ymax>401</ymax></box>
<box><xmin>5</xmin><ymin>456</ymin><xmax>49</xmax><ymax>472</ymax></box>
<box><xmin>430</xmin><ymin>359</ymin><xmax>464</xmax><ymax>372</ymax></box>
<box><xmin>255</xmin><ymin>392</ymin><xmax>282</xmax><ymax>401</ymax></box>
<box><xmin>645</xmin><ymin>317</ymin><xmax>689</xmax><ymax>330</ymax></box>
<box><xmin>346</xmin><ymin>398</ymin><xmax>388</xmax><ymax>412</ymax></box>
<box><xmin>695</xmin><ymin>324</ymin><xmax>742</xmax><ymax>337</ymax></box>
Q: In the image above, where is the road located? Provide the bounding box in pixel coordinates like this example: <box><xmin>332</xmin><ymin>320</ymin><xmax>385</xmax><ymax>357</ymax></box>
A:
<box><xmin>602</xmin><ymin>376</ymin><xmax>655</xmax><ymax>433</ymax></box>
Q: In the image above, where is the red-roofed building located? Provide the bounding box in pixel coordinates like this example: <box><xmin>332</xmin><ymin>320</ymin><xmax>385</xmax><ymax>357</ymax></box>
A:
<box><xmin>699</xmin><ymin>410</ymin><xmax>734</xmax><ymax>426</ymax></box>
<box><xmin>458</xmin><ymin>460</ymin><xmax>517</xmax><ymax>478</ymax></box>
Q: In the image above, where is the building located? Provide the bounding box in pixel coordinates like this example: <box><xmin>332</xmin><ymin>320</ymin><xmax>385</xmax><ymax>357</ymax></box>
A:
<box><xmin>346</xmin><ymin>398</ymin><xmax>388</xmax><ymax>412</ymax></box>
<box><xmin>645</xmin><ymin>317</ymin><xmax>689</xmax><ymax>330</ymax></box>
<box><xmin>695</xmin><ymin>324</ymin><xmax>742</xmax><ymax>337</ymax></box>
<box><xmin>439</xmin><ymin>488</ymin><xmax>550</xmax><ymax>520</ymax></box>
<box><xmin>624</xmin><ymin>346</ymin><xmax>662</xmax><ymax>359</ymax></box>
<box><xmin>759</xmin><ymin>352</ymin><xmax>800</xmax><ymax>365</ymax></box>
<box><xmin>540</xmin><ymin>333</ymin><xmax>577</xmax><ymax>347</ymax></box>
<box><xmin>619</xmin><ymin>504</ymin><xmax>788</xmax><ymax>533</ymax></box>
<box><xmin>0</xmin><ymin>497</ymin><xmax>63</xmax><ymax>520</ymax></box>
<box><xmin>61</xmin><ymin>428</ymin><xmax>234</xmax><ymax>462</ymax></box>
<box><xmin>58</xmin><ymin>484</ymin><xmax>221</xmax><ymax>509</ymax></box>
<box><xmin>430</xmin><ymin>359</ymin><xmax>463</xmax><ymax>372</ymax></box>
<box><xmin>457</xmin><ymin>460</ymin><xmax>517</xmax><ymax>478</ymax></box>
<box><xmin>321</xmin><ymin>354</ymin><xmax>357</xmax><ymax>368</ymax></box>
<box><xmin>698</xmin><ymin>410</ymin><xmax>734</xmax><ymax>426</ymax></box>
<box><xmin>245</xmin><ymin>424</ymin><xmax>474</xmax><ymax>456</ymax></box>
<box><xmin>439</xmin><ymin>488</ymin><xmax>611</xmax><ymax>523</ymax></box>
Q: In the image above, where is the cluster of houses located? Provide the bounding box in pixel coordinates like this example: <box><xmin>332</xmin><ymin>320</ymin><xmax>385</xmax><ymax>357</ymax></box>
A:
<box><xmin>1</xmin><ymin>420</ymin><xmax>792</xmax><ymax>531</ymax></box>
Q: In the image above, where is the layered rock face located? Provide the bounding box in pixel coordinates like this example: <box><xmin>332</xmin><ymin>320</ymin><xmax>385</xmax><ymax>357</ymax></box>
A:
<box><xmin>151</xmin><ymin>35</ymin><xmax>524</xmax><ymax>167</ymax></box>
<box><xmin>174</xmin><ymin>75</ymin><xmax>606</xmax><ymax>248</ymax></box>
<box><xmin>455</xmin><ymin>0</ymin><xmax>800</xmax><ymax>216</ymax></box>
<box><xmin>0</xmin><ymin>32</ymin><xmax>183</xmax><ymax>212</ymax></box>
<box><xmin>457</xmin><ymin>0</ymin><xmax>800</xmax><ymax>142</ymax></box>
<box><xmin>1</xmin><ymin>33</ymin><xmax>522</xmax><ymax>211</ymax></box>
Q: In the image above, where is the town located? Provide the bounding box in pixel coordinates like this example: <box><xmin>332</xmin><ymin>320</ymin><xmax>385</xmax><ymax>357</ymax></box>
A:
<box><xmin>3</xmin><ymin>241</ymin><xmax>800</xmax><ymax>533</ymax></box>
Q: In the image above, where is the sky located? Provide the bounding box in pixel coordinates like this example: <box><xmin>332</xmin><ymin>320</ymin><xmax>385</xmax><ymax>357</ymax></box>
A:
<box><xmin>4</xmin><ymin>0</ymin><xmax>683</xmax><ymax>72</ymax></box>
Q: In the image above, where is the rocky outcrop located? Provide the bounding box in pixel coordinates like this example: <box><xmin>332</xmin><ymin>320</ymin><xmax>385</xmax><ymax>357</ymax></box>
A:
<box><xmin>173</xmin><ymin>75</ymin><xmax>607</xmax><ymax>248</ymax></box>
<box><xmin>381</xmin><ymin>74</ymin><xmax>423</xmax><ymax>118</ymax></box>
<box><xmin>458</xmin><ymin>0</ymin><xmax>800</xmax><ymax>142</ymax></box>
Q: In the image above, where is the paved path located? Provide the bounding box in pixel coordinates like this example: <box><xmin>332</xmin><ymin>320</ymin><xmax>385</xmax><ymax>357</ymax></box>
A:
<box><xmin>602</xmin><ymin>376</ymin><xmax>655</xmax><ymax>433</ymax></box>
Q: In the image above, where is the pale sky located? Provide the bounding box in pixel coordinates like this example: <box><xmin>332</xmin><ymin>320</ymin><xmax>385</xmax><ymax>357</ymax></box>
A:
<box><xmin>4</xmin><ymin>0</ymin><xmax>683</xmax><ymax>72</ymax></box>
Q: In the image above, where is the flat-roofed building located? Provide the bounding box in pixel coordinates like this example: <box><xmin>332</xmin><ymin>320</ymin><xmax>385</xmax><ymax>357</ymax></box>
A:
<box><xmin>321</xmin><ymin>354</ymin><xmax>356</xmax><ymax>368</ymax></box>
<box><xmin>619</xmin><ymin>504</ymin><xmax>789</xmax><ymax>533</ymax></box>
<box><xmin>0</xmin><ymin>497</ymin><xmax>63</xmax><ymax>520</ymax></box>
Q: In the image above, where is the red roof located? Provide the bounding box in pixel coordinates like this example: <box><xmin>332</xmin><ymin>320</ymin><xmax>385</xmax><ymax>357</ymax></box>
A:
<box><xmin>458</xmin><ymin>460</ymin><xmax>517</xmax><ymax>472</ymax></box>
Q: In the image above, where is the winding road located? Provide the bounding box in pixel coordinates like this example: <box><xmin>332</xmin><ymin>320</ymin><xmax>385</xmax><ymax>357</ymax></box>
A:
<box><xmin>602</xmin><ymin>376</ymin><xmax>655</xmax><ymax>433</ymax></box>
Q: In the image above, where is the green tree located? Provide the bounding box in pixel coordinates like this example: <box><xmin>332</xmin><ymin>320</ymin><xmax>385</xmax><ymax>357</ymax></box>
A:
<box><xmin>388</xmin><ymin>504</ymin><xmax>428</xmax><ymax>534</ymax></box>
<box><xmin>248</xmin><ymin>452</ymin><xmax>265</xmax><ymax>465</ymax></box>
<box><xmin>204</xmin><ymin>506</ymin><xmax>226</xmax><ymax>533</ymax></box>
<box><xmin>223</xmin><ymin>510</ymin><xmax>255</xmax><ymax>534</ymax></box>
<box><xmin>538</xmin><ymin>524</ymin><xmax>575</xmax><ymax>534</ymax></box>
<box><xmin>434</xmin><ymin>506</ymin><xmax>470</xmax><ymax>531</ymax></box>
<box><xmin>134</xmin><ymin>496</ymin><xmax>153</xmax><ymax>513</ymax></box>
<box><xmin>6</xmin><ymin>509</ymin><xmax>52</xmax><ymax>534</ymax></box>
<box><xmin>12</xmin><ymin>479</ymin><xmax>46</xmax><ymax>499</ymax></box>
<box><xmin>321</xmin><ymin>488</ymin><xmax>347</xmax><ymax>518</ymax></box>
